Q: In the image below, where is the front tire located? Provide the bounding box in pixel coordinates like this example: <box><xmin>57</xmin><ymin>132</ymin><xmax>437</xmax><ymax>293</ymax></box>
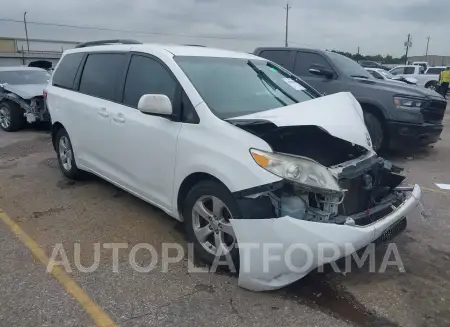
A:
<box><xmin>425</xmin><ymin>81</ymin><xmax>439</xmax><ymax>92</ymax></box>
<box><xmin>56</xmin><ymin>128</ymin><xmax>82</xmax><ymax>179</ymax></box>
<box><xmin>182</xmin><ymin>180</ymin><xmax>240</xmax><ymax>270</ymax></box>
<box><xmin>0</xmin><ymin>101</ymin><xmax>26</xmax><ymax>132</ymax></box>
<box><xmin>364</xmin><ymin>112</ymin><xmax>385</xmax><ymax>152</ymax></box>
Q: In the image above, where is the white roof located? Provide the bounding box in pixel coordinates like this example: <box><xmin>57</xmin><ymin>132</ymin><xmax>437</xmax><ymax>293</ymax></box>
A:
<box><xmin>0</xmin><ymin>66</ymin><xmax>47</xmax><ymax>72</ymax></box>
<box><xmin>66</xmin><ymin>43</ymin><xmax>262</xmax><ymax>60</ymax></box>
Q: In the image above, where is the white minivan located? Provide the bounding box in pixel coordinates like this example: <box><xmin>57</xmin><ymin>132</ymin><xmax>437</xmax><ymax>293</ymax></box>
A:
<box><xmin>46</xmin><ymin>40</ymin><xmax>424</xmax><ymax>291</ymax></box>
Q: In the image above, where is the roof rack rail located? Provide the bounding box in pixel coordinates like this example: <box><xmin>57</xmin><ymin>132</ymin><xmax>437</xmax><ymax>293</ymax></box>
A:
<box><xmin>183</xmin><ymin>44</ymin><xmax>206</xmax><ymax>47</ymax></box>
<box><xmin>75</xmin><ymin>39</ymin><xmax>142</xmax><ymax>48</ymax></box>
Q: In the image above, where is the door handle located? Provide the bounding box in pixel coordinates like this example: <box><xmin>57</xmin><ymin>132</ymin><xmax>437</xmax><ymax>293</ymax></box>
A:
<box><xmin>113</xmin><ymin>114</ymin><xmax>125</xmax><ymax>123</ymax></box>
<box><xmin>98</xmin><ymin>108</ymin><xmax>109</xmax><ymax>118</ymax></box>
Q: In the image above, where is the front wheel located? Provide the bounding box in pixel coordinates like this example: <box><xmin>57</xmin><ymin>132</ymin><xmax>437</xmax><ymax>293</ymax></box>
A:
<box><xmin>364</xmin><ymin>112</ymin><xmax>384</xmax><ymax>152</ymax></box>
<box><xmin>182</xmin><ymin>180</ymin><xmax>240</xmax><ymax>270</ymax></box>
<box><xmin>425</xmin><ymin>81</ymin><xmax>439</xmax><ymax>92</ymax></box>
<box><xmin>0</xmin><ymin>101</ymin><xmax>26</xmax><ymax>132</ymax></box>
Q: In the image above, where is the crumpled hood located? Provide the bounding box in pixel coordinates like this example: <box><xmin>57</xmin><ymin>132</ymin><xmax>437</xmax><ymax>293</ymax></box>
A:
<box><xmin>228</xmin><ymin>92</ymin><xmax>373</xmax><ymax>150</ymax></box>
<box><xmin>2</xmin><ymin>84</ymin><xmax>46</xmax><ymax>99</ymax></box>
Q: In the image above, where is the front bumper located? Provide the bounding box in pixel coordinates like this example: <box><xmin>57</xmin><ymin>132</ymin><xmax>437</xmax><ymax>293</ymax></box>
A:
<box><xmin>230</xmin><ymin>184</ymin><xmax>423</xmax><ymax>291</ymax></box>
<box><xmin>388</xmin><ymin>121</ymin><xmax>443</xmax><ymax>149</ymax></box>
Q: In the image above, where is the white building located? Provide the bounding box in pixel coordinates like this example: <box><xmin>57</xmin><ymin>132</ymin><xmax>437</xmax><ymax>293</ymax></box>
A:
<box><xmin>0</xmin><ymin>37</ymin><xmax>79</xmax><ymax>67</ymax></box>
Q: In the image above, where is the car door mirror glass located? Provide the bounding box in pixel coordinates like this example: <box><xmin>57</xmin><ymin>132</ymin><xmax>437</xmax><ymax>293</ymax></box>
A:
<box><xmin>137</xmin><ymin>94</ymin><xmax>173</xmax><ymax>116</ymax></box>
<box><xmin>309</xmin><ymin>64</ymin><xmax>334</xmax><ymax>79</ymax></box>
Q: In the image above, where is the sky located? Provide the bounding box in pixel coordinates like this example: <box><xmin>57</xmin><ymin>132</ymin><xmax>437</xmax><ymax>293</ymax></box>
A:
<box><xmin>1</xmin><ymin>0</ymin><xmax>449</xmax><ymax>57</ymax></box>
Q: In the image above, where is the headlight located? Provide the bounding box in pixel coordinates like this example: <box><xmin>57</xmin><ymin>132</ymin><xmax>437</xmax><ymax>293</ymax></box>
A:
<box><xmin>250</xmin><ymin>149</ymin><xmax>341</xmax><ymax>194</ymax></box>
<box><xmin>394</xmin><ymin>96</ymin><xmax>425</xmax><ymax>109</ymax></box>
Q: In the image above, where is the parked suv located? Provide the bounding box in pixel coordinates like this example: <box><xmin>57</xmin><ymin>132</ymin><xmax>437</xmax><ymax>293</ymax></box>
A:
<box><xmin>46</xmin><ymin>41</ymin><xmax>424</xmax><ymax>291</ymax></box>
<box><xmin>254</xmin><ymin>47</ymin><xmax>447</xmax><ymax>151</ymax></box>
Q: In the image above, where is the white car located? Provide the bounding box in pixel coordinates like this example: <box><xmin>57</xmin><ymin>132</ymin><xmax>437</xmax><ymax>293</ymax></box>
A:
<box><xmin>365</xmin><ymin>67</ymin><xmax>418</xmax><ymax>85</ymax></box>
<box><xmin>389</xmin><ymin>65</ymin><xmax>439</xmax><ymax>90</ymax></box>
<box><xmin>45</xmin><ymin>40</ymin><xmax>424</xmax><ymax>291</ymax></box>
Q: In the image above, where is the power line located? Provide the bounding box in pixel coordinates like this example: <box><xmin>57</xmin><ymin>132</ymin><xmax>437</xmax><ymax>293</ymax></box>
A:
<box><xmin>0</xmin><ymin>17</ymin><xmax>313</xmax><ymax>45</ymax></box>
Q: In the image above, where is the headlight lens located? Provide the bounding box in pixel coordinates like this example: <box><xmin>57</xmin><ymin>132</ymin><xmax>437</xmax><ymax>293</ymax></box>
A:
<box><xmin>394</xmin><ymin>97</ymin><xmax>425</xmax><ymax>109</ymax></box>
<box><xmin>250</xmin><ymin>149</ymin><xmax>341</xmax><ymax>193</ymax></box>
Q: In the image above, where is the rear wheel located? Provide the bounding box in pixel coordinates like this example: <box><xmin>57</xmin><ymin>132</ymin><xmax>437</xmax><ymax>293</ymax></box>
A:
<box><xmin>364</xmin><ymin>112</ymin><xmax>384</xmax><ymax>152</ymax></box>
<box><xmin>56</xmin><ymin>128</ymin><xmax>83</xmax><ymax>179</ymax></box>
<box><xmin>425</xmin><ymin>81</ymin><xmax>439</xmax><ymax>92</ymax></box>
<box><xmin>0</xmin><ymin>101</ymin><xmax>26</xmax><ymax>132</ymax></box>
<box><xmin>182</xmin><ymin>180</ymin><xmax>240</xmax><ymax>270</ymax></box>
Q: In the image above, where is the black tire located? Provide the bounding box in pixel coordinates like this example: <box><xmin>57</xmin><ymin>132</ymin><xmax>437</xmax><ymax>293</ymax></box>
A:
<box><xmin>0</xmin><ymin>101</ymin><xmax>26</xmax><ymax>132</ymax></box>
<box><xmin>55</xmin><ymin>128</ymin><xmax>83</xmax><ymax>180</ymax></box>
<box><xmin>425</xmin><ymin>81</ymin><xmax>439</xmax><ymax>92</ymax></box>
<box><xmin>364</xmin><ymin>112</ymin><xmax>385</xmax><ymax>152</ymax></box>
<box><xmin>182</xmin><ymin>180</ymin><xmax>240</xmax><ymax>270</ymax></box>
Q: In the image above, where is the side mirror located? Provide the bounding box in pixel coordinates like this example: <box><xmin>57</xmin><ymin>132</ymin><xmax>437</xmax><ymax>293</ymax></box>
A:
<box><xmin>137</xmin><ymin>94</ymin><xmax>173</xmax><ymax>116</ymax></box>
<box><xmin>309</xmin><ymin>64</ymin><xmax>334</xmax><ymax>79</ymax></box>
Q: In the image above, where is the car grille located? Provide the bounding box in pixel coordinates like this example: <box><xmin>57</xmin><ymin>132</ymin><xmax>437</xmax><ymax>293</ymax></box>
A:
<box><xmin>374</xmin><ymin>217</ymin><xmax>407</xmax><ymax>246</ymax></box>
<box><xmin>422</xmin><ymin>100</ymin><xmax>446</xmax><ymax>123</ymax></box>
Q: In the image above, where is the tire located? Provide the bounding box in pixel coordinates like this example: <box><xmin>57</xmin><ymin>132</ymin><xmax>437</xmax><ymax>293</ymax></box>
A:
<box><xmin>0</xmin><ymin>101</ymin><xmax>26</xmax><ymax>132</ymax></box>
<box><xmin>425</xmin><ymin>81</ymin><xmax>439</xmax><ymax>92</ymax></box>
<box><xmin>55</xmin><ymin>128</ymin><xmax>83</xmax><ymax>179</ymax></box>
<box><xmin>182</xmin><ymin>180</ymin><xmax>240</xmax><ymax>270</ymax></box>
<box><xmin>364</xmin><ymin>112</ymin><xmax>385</xmax><ymax>152</ymax></box>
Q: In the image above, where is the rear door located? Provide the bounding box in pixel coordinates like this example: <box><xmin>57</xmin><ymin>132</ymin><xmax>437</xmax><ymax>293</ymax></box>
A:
<box><xmin>72</xmin><ymin>52</ymin><xmax>127</xmax><ymax>177</ymax></box>
<box><xmin>293</xmin><ymin>51</ymin><xmax>338</xmax><ymax>95</ymax></box>
<box><xmin>108</xmin><ymin>53</ymin><xmax>182</xmax><ymax>209</ymax></box>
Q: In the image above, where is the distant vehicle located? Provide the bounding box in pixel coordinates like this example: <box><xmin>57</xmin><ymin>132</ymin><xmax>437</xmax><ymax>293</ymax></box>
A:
<box><xmin>0</xmin><ymin>66</ymin><xmax>51</xmax><ymax>132</ymax></box>
<box><xmin>411</xmin><ymin>61</ymin><xmax>429</xmax><ymax>71</ymax></box>
<box><xmin>389</xmin><ymin>65</ymin><xmax>440</xmax><ymax>90</ymax></box>
<box><xmin>254</xmin><ymin>47</ymin><xmax>447</xmax><ymax>151</ymax></box>
<box><xmin>358</xmin><ymin>60</ymin><xmax>390</xmax><ymax>71</ymax></box>
<box><xmin>365</xmin><ymin>68</ymin><xmax>418</xmax><ymax>85</ymax></box>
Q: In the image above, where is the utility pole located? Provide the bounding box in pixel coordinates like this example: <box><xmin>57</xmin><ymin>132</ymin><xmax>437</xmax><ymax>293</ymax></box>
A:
<box><xmin>284</xmin><ymin>2</ymin><xmax>291</xmax><ymax>47</ymax></box>
<box><xmin>425</xmin><ymin>36</ymin><xmax>431</xmax><ymax>60</ymax></box>
<box><xmin>23</xmin><ymin>12</ymin><xmax>30</xmax><ymax>52</ymax></box>
<box><xmin>404</xmin><ymin>33</ymin><xmax>412</xmax><ymax>64</ymax></box>
<box><xmin>357</xmin><ymin>46</ymin><xmax>360</xmax><ymax>55</ymax></box>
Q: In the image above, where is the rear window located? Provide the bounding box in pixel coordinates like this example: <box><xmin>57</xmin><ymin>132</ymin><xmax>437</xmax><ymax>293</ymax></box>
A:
<box><xmin>52</xmin><ymin>53</ymin><xmax>84</xmax><ymax>89</ymax></box>
<box><xmin>78</xmin><ymin>53</ymin><xmax>126</xmax><ymax>101</ymax></box>
<box><xmin>426</xmin><ymin>67</ymin><xmax>445</xmax><ymax>74</ymax></box>
<box><xmin>258</xmin><ymin>50</ymin><xmax>292</xmax><ymax>70</ymax></box>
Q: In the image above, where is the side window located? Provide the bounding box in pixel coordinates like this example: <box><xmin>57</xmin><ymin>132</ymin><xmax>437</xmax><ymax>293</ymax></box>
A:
<box><xmin>52</xmin><ymin>53</ymin><xmax>84</xmax><ymax>89</ymax></box>
<box><xmin>181</xmin><ymin>90</ymin><xmax>199</xmax><ymax>123</ymax></box>
<box><xmin>404</xmin><ymin>67</ymin><xmax>416</xmax><ymax>74</ymax></box>
<box><xmin>390</xmin><ymin>67</ymin><xmax>404</xmax><ymax>75</ymax></box>
<box><xmin>79</xmin><ymin>53</ymin><xmax>126</xmax><ymax>101</ymax></box>
<box><xmin>294</xmin><ymin>52</ymin><xmax>333</xmax><ymax>76</ymax></box>
<box><xmin>123</xmin><ymin>55</ymin><xmax>177</xmax><ymax>108</ymax></box>
<box><xmin>258</xmin><ymin>50</ymin><xmax>292</xmax><ymax>70</ymax></box>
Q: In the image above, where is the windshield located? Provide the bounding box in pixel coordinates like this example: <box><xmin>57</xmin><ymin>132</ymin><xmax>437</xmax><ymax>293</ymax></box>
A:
<box><xmin>175</xmin><ymin>56</ymin><xmax>317</xmax><ymax>119</ymax></box>
<box><xmin>0</xmin><ymin>70</ymin><xmax>50</xmax><ymax>85</ymax></box>
<box><xmin>326</xmin><ymin>52</ymin><xmax>373</xmax><ymax>79</ymax></box>
<box><xmin>379</xmin><ymin>70</ymin><xmax>395</xmax><ymax>79</ymax></box>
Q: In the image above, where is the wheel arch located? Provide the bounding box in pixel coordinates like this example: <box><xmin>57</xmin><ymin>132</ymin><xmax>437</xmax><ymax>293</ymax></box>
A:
<box><xmin>176</xmin><ymin>172</ymin><xmax>230</xmax><ymax>221</ymax></box>
<box><xmin>359</xmin><ymin>102</ymin><xmax>388</xmax><ymax>141</ymax></box>
<box><xmin>51</xmin><ymin>121</ymin><xmax>65</xmax><ymax>151</ymax></box>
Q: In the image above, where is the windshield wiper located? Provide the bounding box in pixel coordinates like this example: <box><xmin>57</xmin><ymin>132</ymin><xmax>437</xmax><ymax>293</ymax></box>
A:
<box><xmin>247</xmin><ymin>60</ymin><xmax>298</xmax><ymax>103</ymax></box>
<box><xmin>351</xmin><ymin>75</ymin><xmax>370</xmax><ymax>79</ymax></box>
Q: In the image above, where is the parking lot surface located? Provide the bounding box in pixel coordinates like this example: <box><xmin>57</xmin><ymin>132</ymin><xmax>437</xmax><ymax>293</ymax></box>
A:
<box><xmin>1</xmin><ymin>108</ymin><xmax>450</xmax><ymax>327</ymax></box>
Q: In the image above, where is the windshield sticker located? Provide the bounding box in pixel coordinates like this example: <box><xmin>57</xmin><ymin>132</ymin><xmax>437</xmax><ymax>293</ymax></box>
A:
<box><xmin>282</xmin><ymin>78</ymin><xmax>305</xmax><ymax>91</ymax></box>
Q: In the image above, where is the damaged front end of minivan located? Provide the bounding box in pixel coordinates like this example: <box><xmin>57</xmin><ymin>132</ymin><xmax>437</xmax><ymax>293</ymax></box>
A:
<box><xmin>227</xmin><ymin>93</ymin><xmax>424</xmax><ymax>291</ymax></box>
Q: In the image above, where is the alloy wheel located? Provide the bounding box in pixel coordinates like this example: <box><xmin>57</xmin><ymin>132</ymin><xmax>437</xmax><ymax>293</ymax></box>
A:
<box><xmin>59</xmin><ymin>136</ymin><xmax>73</xmax><ymax>172</ymax></box>
<box><xmin>192</xmin><ymin>195</ymin><xmax>236</xmax><ymax>256</ymax></box>
<box><xmin>0</xmin><ymin>106</ymin><xmax>11</xmax><ymax>129</ymax></box>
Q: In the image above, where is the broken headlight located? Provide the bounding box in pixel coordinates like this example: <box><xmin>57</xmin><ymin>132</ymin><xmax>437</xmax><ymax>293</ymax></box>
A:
<box><xmin>250</xmin><ymin>149</ymin><xmax>341</xmax><ymax>193</ymax></box>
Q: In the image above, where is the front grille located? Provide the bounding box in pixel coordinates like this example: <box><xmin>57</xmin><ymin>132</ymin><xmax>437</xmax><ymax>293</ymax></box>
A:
<box><xmin>422</xmin><ymin>100</ymin><xmax>446</xmax><ymax>123</ymax></box>
<box><xmin>374</xmin><ymin>217</ymin><xmax>407</xmax><ymax>246</ymax></box>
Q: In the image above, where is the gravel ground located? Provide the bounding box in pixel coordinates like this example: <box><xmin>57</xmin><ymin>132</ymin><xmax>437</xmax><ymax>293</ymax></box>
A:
<box><xmin>0</xmin><ymin>108</ymin><xmax>450</xmax><ymax>327</ymax></box>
